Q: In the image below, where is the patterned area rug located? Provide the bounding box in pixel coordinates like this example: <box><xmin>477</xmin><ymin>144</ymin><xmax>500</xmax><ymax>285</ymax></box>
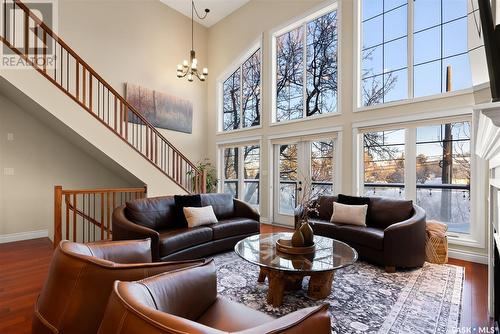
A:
<box><xmin>213</xmin><ymin>252</ymin><xmax>463</xmax><ymax>334</ymax></box>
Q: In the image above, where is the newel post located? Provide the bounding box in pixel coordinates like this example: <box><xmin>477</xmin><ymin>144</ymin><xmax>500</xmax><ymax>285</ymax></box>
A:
<box><xmin>53</xmin><ymin>185</ymin><xmax>63</xmax><ymax>248</ymax></box>
<box><xmin>201</xmin><ymin>169</ymin><xmax>207</xmax><ymax>194</ymax></box>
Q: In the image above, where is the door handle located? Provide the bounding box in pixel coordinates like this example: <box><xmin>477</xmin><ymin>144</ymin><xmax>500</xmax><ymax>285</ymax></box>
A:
<box><xmin>297</xmin><ymin>187</ymin><xmax>303</xmax><ymax>192</ymax></box>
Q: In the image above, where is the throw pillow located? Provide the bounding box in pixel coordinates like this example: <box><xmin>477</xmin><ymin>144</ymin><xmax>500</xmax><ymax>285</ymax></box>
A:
<box><xmin>174</xmin><ymin>195</ymin><xmax>202</xmax><ymax>226</ymax></box>
<box><xmin>337</xmin><ymin>194</ymin><xmax>371</xmax><ymax>223</ymax></box>
<box><xmin>330</xmin><ymin>202</ymin><xmax>368</xmax><ymax>226</ymax></box>
<box><xmin>183</xmin><ymin>206</ymin><xmax>218</xmax><ymax>228</ymax></box>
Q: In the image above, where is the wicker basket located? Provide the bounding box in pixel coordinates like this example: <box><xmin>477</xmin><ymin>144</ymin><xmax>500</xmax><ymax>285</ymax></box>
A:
<box><xmin>425</xmin><ymin>220</ymin><xmax>448</xmax><ymax>264</ymax></box>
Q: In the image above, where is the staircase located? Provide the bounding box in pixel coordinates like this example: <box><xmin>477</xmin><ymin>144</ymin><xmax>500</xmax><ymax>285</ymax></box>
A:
<box><xmin>0</xmin><ymin>0</ymin><xmax>206</xmax><ymax>195</ymax></box>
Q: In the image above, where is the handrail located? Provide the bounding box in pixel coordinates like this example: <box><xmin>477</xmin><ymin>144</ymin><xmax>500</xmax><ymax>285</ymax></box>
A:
<box><xmin>54</xmin><ymin>185</ymin><xmax>147</xmax><ymax>247</ymax></box>
<box><xmin>364</xmin><ymin>183</ymin><xmax>470</xmax><ymax>190</ymax></box>
<box><xmin>1</xmin><ymin>0</ymin><xmax>206</xmax><ymax>194</ymax></box>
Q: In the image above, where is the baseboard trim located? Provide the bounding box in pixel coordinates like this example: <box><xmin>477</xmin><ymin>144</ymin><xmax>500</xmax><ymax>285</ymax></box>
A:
<box><xmin>448</xmin><ymin>248</ymin><xmax>488</xmax><ymax>265</ymax></box>
<box><xmin>260</xmin><ymin>217</ymin><xmax>270</xmax><ymax>224</ymax></box>
<box><xmin>0</xmin><ymin>230</ymin><xmax>49</xmax><ymax>244</ymax></box>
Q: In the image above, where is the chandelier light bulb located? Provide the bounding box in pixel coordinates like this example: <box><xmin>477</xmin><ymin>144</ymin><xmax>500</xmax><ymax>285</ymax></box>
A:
<box><xmin>183</xmin><ymin>60</ymin><xmax>189</xmax><ymax>67</ymax></box>
<box><xmin>202</xmin><ymin>67</ymin><xmax>208</xmax><ymax>75</ymax></box>
<box><xmin>177</xmin><ymin>64</ymin><xmax>182</xmax><ymax>71</ymax></box>
<box><xmin>188</xmin><ymin>73</ymin><xmax>193</xmax><ymax>82</ymax></box>
<box><xmin>200</xmin><ymin>74</ymin><xmax>205</xmax><ymax>81</ymax></box>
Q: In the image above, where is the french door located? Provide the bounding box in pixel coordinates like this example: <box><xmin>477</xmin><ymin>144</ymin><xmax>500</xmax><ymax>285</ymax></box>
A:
<box><xmin>273</xmin><ymin>137</ymin><xmax>336</xmax><ymax>227</ymax></box>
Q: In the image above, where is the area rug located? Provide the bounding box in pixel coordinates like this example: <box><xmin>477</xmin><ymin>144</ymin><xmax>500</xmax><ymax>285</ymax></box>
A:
<box><xmin>213</xmin><ymin>252</ymin><xmax>463</xmax><ymax>334</ymax></box>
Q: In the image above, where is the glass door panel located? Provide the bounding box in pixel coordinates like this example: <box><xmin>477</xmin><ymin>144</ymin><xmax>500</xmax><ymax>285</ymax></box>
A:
<box><xmin>311</xmin><ymin>140</ymin><xmax>334</xmax><ymax>197</ymax></box>
<box><xmin>278</xmin><ymin>144</ymin><xmax>298</xmax><ymax>215</ymax></box>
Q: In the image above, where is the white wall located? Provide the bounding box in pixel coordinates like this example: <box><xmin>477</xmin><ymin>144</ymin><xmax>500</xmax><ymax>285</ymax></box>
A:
<box><xmin>207</xmin><ymin>0</ymin><xmax>489</xmax><ymax>261</ymax></box>
<box><xmin>0</xmin><ymin>91</ymin><xmax>141</xmax><ymax>240</ymax></box>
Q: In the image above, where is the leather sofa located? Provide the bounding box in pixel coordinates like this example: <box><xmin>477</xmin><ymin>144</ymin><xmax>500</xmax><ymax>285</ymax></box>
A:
<box><xmin>295</xmin><ymin>195</ymin><xmax>426</xmax><ymax>272</ymax></box>
<box><xmin>112</xmin><ymin>193</ymin><xmax>260</xmax><ymax>261</ymax></box>
<box><xmin>98</xmin><ymin>259</ymin><xmax>331</xmax><ymax>334</ymax></box>
<box><xmin>32</xmin><ymin>239</ymin><xmax>205</xmax><ymax>334</ymax></box>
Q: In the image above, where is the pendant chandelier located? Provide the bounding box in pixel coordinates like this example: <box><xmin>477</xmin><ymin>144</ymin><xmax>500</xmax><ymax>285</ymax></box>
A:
<box><xmin>177</xmin><ymin>1</ymin><xmax>209</xmax><ymax>82</ymax></box>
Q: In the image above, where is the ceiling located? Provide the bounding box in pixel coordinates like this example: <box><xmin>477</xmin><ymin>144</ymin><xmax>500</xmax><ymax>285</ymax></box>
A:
<box><xmin>160</xmin><ymin>0</ymin><xmax>250</xmax><ymax>27</ymax></box>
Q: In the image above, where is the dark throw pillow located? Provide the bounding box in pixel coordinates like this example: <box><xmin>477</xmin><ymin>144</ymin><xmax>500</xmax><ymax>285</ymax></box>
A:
<box><xmin>337</xmin><ymin>194</ymin><xmax>371</xmax><ymax>224</ymax></box>
<box><xmin>174</xmin><ymin>195</ymin><xmax>202</xmax><ymax>227</ymax></box>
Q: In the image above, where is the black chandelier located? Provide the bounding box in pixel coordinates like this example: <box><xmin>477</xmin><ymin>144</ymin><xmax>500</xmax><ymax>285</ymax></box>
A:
<box><xmin>177</xmin><ymin>1</ymin><xmax>209</xmax><ymax>82</ymax></box>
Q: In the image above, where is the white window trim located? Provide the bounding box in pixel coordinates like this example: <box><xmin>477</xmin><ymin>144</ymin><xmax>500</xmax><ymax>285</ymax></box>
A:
<box><xmin>352</xmin><ymin>108</ymin><xmax>486</xmax><ymax>249</ymax></box>
<box><xmin>352</xmin><ymin>0</ymin><xmax>474</xmax><ymax>111</ymax></box>
<box><xmin>270</xmin><ymin>0</ymin><xmax>342</xmax><ymax>126</ymax></box>
<box><xmin>216</xmin><ymin>36</ymin><xmax>263</xmax><ymax>134</ymax></box>
<box><xmin>217</xmin><ymin>136</ymin><xmax>263</xmax><ymax>210</ymax></box>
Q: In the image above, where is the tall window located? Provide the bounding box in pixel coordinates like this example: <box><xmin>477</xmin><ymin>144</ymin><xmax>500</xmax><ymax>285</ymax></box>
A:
<box><xmin>416</xmin><ymin>122</ymin><xmax>471</xmax><ymax>233</ymax></box>
<box><xmin>360</xmin><ymin>120</ymin><xmax>472</xmax><ymax>234</ymax></box>
<box><xmin>360</xmin><ymin>0</ymin><xmax>472</xmax><ymax>107</ymax></box>
<box><xmin>222</xmin><ymin>144</ymin><xmax>260</xmax><ymax>209</ymax></box>
<box><xmin>363</xmin><ymin>129</ymin><xmax>406</xmax><ymax>198</ymax></box>
<box><xmin>275</xmin><ymin>7</ymin><xmax>338</xmax><ymax>122</ymax></box>
<box><xmin>222</xmin><ymin>49</ymin><xmax>261</xmax><ymax>131</ymax></box>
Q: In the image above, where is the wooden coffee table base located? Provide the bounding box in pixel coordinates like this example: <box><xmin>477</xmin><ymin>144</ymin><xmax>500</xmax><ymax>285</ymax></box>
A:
<box><xmin>258</xmin><ymin>267</ymin><xmax>334</xmax><ymax>307</ymax></box>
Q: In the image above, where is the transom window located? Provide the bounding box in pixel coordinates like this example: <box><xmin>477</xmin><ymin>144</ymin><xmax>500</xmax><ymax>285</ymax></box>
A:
<box><xmin>222</xmin><ymin>49</ymin><xmax>261</xmax><ymax>132</ymax></box>
<box><xmin>274</xmin><ymin>6</ymin><xmax>338</xmax><ymax>123</ymax></box>
<box><xmin>221</xmin><ymin>144</ymin><xmax>260</xmax><ymax>208</ymax></box>
<box><xmin>360</xmin><ymin>0</ymin><xmax>472</xmax><ymax>107</ymax></box>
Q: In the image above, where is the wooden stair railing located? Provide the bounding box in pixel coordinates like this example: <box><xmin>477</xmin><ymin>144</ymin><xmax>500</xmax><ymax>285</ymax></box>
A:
<box><xmin>1</xmin><ymin>0</ymin><xmax>206</xmax><ymax>194</ymax></box>
<box><xmin>53</xmin><ymin>185</ymin><xmax>147</xmax><ymax>247</ymax></box>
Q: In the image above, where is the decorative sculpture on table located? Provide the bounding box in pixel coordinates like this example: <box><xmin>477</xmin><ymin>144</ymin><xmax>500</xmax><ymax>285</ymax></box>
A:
<box><xmin>277</xmin><ymin>178</ymin><xmax>319</xmax><ymax>254</ymax></box>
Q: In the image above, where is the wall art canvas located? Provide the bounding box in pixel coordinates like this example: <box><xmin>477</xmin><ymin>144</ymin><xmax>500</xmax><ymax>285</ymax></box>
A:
<box><xmin>125</xmin><ymin>83</ymin><xmax>193</xmax><ymax>134</ymax></box>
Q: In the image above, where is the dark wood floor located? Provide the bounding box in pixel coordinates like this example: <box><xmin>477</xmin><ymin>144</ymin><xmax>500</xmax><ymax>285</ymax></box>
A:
<box><xmin>0</xmin><ymin>227</ymin><xmax>490</xmax><ymax>333</ymax></box>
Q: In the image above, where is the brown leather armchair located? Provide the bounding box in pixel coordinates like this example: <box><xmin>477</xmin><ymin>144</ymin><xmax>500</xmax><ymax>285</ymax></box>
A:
<box><xmin>32</xmin><ymin>239</ymin><xmax>205</xmax><ymax>334</ymax></box>
<box><xmin>98</xmin><ymin>259</ymin><xmax>331</xmax><ymax>334</ymax></box>
<box><xmin>295</xmin><ymin>195</ymin><xmax>426</xmax><ymax>272</ymax></box>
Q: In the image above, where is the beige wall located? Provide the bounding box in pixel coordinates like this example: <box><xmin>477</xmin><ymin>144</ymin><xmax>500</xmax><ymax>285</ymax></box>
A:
<box><xmin>207</xmin><ymin>0</ymin><xmax>488</xmax><ymax>258</ymax></box>
<box><xmin>58</xmin><ymin>0</ymin><xmax>209</xmax><ymax>164</ymax></box>
<box><xmin>0</xmin><ymin>92</ymin><xmax>141</xmax><ymax>238</ymax></box>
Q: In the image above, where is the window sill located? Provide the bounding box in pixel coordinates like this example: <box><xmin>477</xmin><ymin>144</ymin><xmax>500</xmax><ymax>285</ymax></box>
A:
<box><xmin>216</xmin><ymin>125</ymin><xmax>263</xmax><ymax>136</ymax></box>
<box><xmin>447</xmin><ymin>233</ymin><xmax>484</xmax><ymax>249</ymax></box>
<box><xmin>355</xmin><ymin>88</ymin><xmax>473</xmax><ymax>113</ymax></box>
<box><xmin>270</xmin><ymin>111</ymin><xmax>342</xmax><ymax>127</ymax></box>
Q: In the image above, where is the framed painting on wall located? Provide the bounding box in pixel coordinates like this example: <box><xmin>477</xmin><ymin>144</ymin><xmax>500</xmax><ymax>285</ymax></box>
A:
<box><xmin>125</xmin><ymin>83</ymin><xmax>193</xmax><ymax>134</ymax></box>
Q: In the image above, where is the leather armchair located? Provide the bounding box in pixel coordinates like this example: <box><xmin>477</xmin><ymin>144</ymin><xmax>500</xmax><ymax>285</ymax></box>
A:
<box><xmin>98</xmin><ymin>259</ymin><xmax>331</xmax><ymax>334</ymax></box>
<box><xmin>32</xmin><ymin>239</ymin><xmax>205</xmax><ymax>334</ymax></box>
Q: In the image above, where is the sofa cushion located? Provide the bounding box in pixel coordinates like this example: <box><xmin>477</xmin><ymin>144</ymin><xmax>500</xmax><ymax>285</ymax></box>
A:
<box><xmin>316</xmin><ymin>196</ymin><xmax>338</xmax><ymax>221</ymax></box>
<box><xmin>184</xmin><ymin>206</ymin><xmax>218</xmax><ymax>228</ymax></box>
<box><xmin>330</xmin><ymin>202</ymin><xmax>368</xmax><ymax>226</ymax></box>
<box><xmin>310</xmin><ymin>220</ymin><xmax>384</xmax><ymax>250</ymax></box>
<box><xmin>368</xmin><ymin>197</ymin><xmax>414</xmax><ymax>229</ymax></box>
<box><xmin>159</xmin><ymin>226</ymin><xmax>213</xmax><ymax>256</ymax></box>
<box><xmin>210</xmin><ymin>218</ymin><xmax>259</xmax><ymax>240</ymax></box>
<box><xmin>201</xmin><ymin>193</ymin><xmax>234</xmax><ymax>219</ymax></box>
<box><xmin>337</xmin><ymin>194</ymin><xmax>371</xmax><ymax>223</ymax></box>
<box><xmin>125</xmin><ymin>197</ymin><xmax>176</xmax><ymax>231</ymax></box>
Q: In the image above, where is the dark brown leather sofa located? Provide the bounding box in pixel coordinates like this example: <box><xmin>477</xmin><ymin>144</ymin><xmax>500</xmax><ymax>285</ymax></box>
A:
<box><xmin>98</xmin><ymin>259</ymin><xmax>331</xmax><ymax>334</ymax></box>
<box><xmin>112</xmin><ymin>193</ymin><xmax>260</xmax><ymax>261</ymax></box>
<box><xmin>295</xmin><ymin>195</ymin><xmax>426</xmax><ymax>272</ymax></box>
<box><xmin>32</xmin><ymin>239</ymin><xmax>205</xmax><ymax>334</ymax></box>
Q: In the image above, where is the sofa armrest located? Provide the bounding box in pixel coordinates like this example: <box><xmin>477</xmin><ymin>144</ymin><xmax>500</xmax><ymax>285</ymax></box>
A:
<box><xmin>383</xmin><ymin>204</ymin><xmax>426</xmax><ymax>268</ymax></box>
<box><xmin>235</xmin><ymin>304</ymin><xmax>330</xmax><ymax>334</ymax></box>
<box><xmin>234</xmin><ymin>199</ymin><xmax>260</xmax><ymax>221</ymax></box>
<box><xmin>112</xmin><ymin>206</ymin><xmax>160</xmax><ymax>261</ymax></box>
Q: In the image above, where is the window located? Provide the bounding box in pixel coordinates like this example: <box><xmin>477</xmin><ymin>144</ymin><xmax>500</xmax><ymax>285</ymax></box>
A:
<box><xmin>274</xmin><ymin>7</ymin><xmax>338</xmax><ymax>122</ymax></box>
<box><xmin>222</xmin><ymin>49</ymin><xmax>261</xmax><ymax>131</ymax></box>
<box><xmin>221</xmin><ymin>144</ymin><xmax>260</xmax><ymax>209</ymax></box>
<box><xmin>360</xmin><ymin>0</ymin><xmax>472</xmax><ymax>107</ymax></box>
<box><xmin>360</xmin><ymin>119</ymin><xmax>472</xmax><ymax>234</ymax></box>
<box><xmin>416</xmin><ymin>122</ymin><xmax>471</xmax><ymax>233</ymax></box>
<box><xmin>363</xmin><ymin>129</ymin><xmax>406</xmax><ymax>198</ymax></box>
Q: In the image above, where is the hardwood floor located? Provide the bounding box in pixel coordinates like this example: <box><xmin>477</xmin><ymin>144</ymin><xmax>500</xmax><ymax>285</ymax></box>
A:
<box><xmin>0</xmin><ymin>230</ymin><xmax>490</xmax><ymax>333</ymax></box>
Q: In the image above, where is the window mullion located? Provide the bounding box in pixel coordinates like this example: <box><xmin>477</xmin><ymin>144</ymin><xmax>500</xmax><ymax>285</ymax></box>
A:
<box><xmin>405</xmin><ymin>128</ymin><xmax>417</xmax><ymax>201</ymax></box>
<box><xmin>302</xmin><ymin>22</ymin><xmax>307</xmax><ymax>119</ymax></box>
<box><xmin>407</xmin><ymin>0</ymin><xmax>414</xmax><ymax>99</ymax></box>
<box><xmin>238</xmin><ymin>146</ymin><xmax>244</xmax><ymax>200</ymax></box>
<box><xmin>240</xmin><ymin>66</ymin><xmax>243</xmax><ymax>129</ymax></box>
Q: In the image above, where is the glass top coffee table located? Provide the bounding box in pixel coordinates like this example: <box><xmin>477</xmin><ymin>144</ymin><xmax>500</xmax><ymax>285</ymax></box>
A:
<box><xmin>234</xmin><ymin>232</ymin><xmax>357</xmax><ymax>307</ymax></box>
